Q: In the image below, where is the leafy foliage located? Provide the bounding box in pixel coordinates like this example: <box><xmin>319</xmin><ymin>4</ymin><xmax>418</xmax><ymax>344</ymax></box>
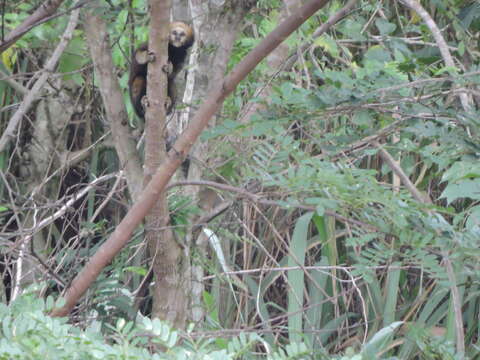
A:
<box><xmin>2</xmin><ymin>0</ymin><xmax>480</xmax><ymax>358</ymax></box>
<box><xmin>0</xmin><ymin>288</ymin><xmax>158</xmax><ymax>360</ymax></box>
<box><xmin>0</xmin><ymin>292</ymin><xmax>325</xmax><ymax>360</ymax></box>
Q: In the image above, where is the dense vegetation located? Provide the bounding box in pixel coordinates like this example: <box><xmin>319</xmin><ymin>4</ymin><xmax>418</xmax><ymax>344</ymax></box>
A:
<box><xmin>0</xmin><ymin>0</ymin><xmax>479</xmax><ymax>358</ymax></box>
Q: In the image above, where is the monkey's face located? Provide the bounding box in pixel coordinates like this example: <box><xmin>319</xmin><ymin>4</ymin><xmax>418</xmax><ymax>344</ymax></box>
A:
<box><xmin>169</xmin><ymin>25</ymin><xmax>188</xmax><ymax>48</ymax></box>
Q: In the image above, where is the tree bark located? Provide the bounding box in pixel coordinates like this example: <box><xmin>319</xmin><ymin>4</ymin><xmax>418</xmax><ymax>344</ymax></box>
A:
<box><xmin>84</xmin><ymin>7</ymin><xmax>143</xmax><ymax>201</ymax></box>
<box><xmin>142</xmin><ymin>0</ymin><xmax>187</xmax><ymax>327</ymax></box>
<box><xmin>178</xmin><ymin>0</ymin><xmax>257</xmax><ymax>323</ymax></box>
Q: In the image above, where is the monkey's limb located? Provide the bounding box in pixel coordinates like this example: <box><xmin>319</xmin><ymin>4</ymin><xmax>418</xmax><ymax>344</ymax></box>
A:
<box><xmin>141</xmin><ymin>95</ymin><xmax>149</xmax><ymax>113</ymax></box>
<box><xmin>162</xmin><ymin>61</ymin><xmax>173</xmax><ymax>75</ymax></box>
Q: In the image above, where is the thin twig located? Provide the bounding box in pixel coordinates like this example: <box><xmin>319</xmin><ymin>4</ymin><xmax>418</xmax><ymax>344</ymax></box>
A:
<box><xmin>168</xmin><ymin>180</ymin><xmax>380</xmax><ymax>232</ymax></box>
<box><xmin>0</xmin><ymin>69</ymin><xmax>29</xmax><ymax>94</ymax></box>
<box><xmin>16</xmin><ymin>173</ymin><xmax>119</xmax><ymax>249</ymax></box>
<box><xmin>399</xmin><ymin>0</ymin><xmax>472</xmax><ymax>113</ymax></box>
<box><xmin>372</xmin><ymin>141</ymin><xmax>431</xmax><ymax>204</ymax></box>
<box><xmin>0</xmin><ymin>0</ymin><xmax>88</xmax><ymax>54</ymax></box>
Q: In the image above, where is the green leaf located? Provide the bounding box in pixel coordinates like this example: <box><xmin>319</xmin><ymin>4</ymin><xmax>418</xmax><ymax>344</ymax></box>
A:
<box><xmin>434</xmin><ymin>66</ymin><xmax>459</xmax><ymax>76</ymax></box>
<box><xmin>340</xmin><ymin>19</ymin><xmax>366</xmax><ymax>41</ymax></box>
<box><xmin>442</xmin><ymin>161</ymin><xmax>480</xmax><ymax>183</ymax></box>
<box><xmin>315</xmin><ymin>35</ymin><xmax>339</xmax><ymax>58</ymax></box>
<box><xmin>458</xmin><ymin>41</ymin><xmax>465</xmax><ymax>56</ymax></box>
<box><xmin>440</xmin><ymin>179</ymin><xmax>480</xmax><ymax>203</ymax></box>
<box><xmin>375</xmin><ymin>18</ymin><xmax>397</xmax><ymax>35</ymax></box>
<box><xmin>287</xmin><ymin>212</ymin><xmax>313</xmax><ymax>343</ymax></box>
<box><xmin>466</xmin><ymin>205</ymin><xmax>480</xmax><ymax>231</ymax></box>
<box><xmin>361</xmin><ymin>321</ymin><xmax>403</xmax><ymax>358</ymax></box>
<box><xmin>58</xmin><ymin>36</ymin><xmax>87</xmax><ymax>85</ymax></box>
<box><xmin>123</xmin><ymin>266</ymin><xmax>148</xmax><ymax>276</ymax></box>
<box><xmin>352</xmin><ymin>109</ymin><xmax>372</xmax><ymax>127</ymax></box>
<box><xmin>203</xmin><ymin>291</ymin><xmax>219</xmax><ymax>323</ymax></box>
<box><xmin>116</xmin><ymin>318</ymin><xmax>126</xmax><ymax>330</ymax></box>
<box><xmin>383</xmin><ymin>263</ymin><xmax>401</xmax><ymax>327</ymax></box>
<box><xmin>364</xmin><ymin>45</ymin><xmax>392</xmax><ymax>63</ymax></box>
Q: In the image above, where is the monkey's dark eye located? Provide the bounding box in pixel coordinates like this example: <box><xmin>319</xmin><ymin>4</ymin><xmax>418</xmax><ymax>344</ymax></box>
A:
<box><xmin>173</xmin><ymin>30</ymin><xmax>178</xmax><ymax>35</ymax></box>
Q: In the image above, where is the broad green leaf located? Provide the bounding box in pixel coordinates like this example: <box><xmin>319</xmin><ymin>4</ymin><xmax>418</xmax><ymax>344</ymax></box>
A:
<box><xmin>383</xmin><ymin>263</ymin><xmax>401</xmax><ymax>327</ymax></box>
<box><xmin>440</xmin><ymin>179</ymin><xmax>480</xmax><ymax>203</ymax></box>
<box><xmin>361</xmin><ymin>321</ymin><xmax>403</xmax><ymax>358</ymax></box>
<box><xmin>287</xmin><ymin>212</ymin><xmax>313</xmax><ymax>343</ymax></box>
<box><xmin>375</xmin><ymin>18</ymin><xmax>397</xmax><ymax>35</ymax></box>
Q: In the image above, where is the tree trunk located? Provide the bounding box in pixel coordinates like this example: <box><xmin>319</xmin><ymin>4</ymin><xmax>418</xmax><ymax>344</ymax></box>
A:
<box><xmin>170</xmin><ymin>0</ymin><xmax>257</xmax><ymax>323</ymax></box>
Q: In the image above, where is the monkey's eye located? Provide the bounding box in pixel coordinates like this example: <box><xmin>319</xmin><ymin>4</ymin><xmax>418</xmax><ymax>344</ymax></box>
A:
<box><xmin>172</xmin><ymin>30</ymin><xmax>178</xmax><ymax>35</ymax></box>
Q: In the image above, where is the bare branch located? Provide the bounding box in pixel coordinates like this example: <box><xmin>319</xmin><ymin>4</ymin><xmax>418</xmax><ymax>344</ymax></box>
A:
<box><xmin>0</xmin><ymin>69</ymin><xmax>29</xmax><ymax>94</ymax></box>
<box><xmin>0</xmin><ymin>0</ymin><xmax>67</xmax><ymax>54</ymax></box>
<box><xmin>84</xmin><ymin>9</ymin><xmax>144</xmax><ymax>200</ymax></box>
<box><xmin>399</xmin><ymin>0</ymin><xmax>472</xmax><ymax>113</ymax></box>
<box><xmin>373</xmin><ymin>141</ymin><xmax>432</xmax><ymax>204</ymax></box>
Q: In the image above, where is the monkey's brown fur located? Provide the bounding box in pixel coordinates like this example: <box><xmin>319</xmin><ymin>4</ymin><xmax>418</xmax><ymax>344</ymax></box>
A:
<box><xmin>129</xmin><ymin>22</ymin><xmax>194</xmax><ymax>118</ymax></box>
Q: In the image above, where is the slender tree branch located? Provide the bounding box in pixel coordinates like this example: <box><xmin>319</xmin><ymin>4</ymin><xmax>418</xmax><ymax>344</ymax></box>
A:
<box><xmin>84</xmin><ymin>8</ymin><xmax>143</xmax><ymax>200</ymax></box>
<box><xmin>330</xmin><ymin>118</ymin><xmax>404</xmax><ymax>160</ymax></box>
<box><xmin>373</xmin><ymin>141</ymin><xmax>431</xmax><ymax>204</ymax></box>
<box><xmin>0</xmin><ymin>0</ymin><xmax>89</xmax><ymax>54</ymax></box>
<box><xmin>399</xmin><ymin>0</ymin><xmax>472</xmax><ymax>113</ymax></box>
<box><xmin>16</xmin><ymin>173</ymin><xmax>119</xmax><ymax>248</ymax></box>
<box><xmin>0</xmin><ymin>0</ymin><xmax>67</xmax><ymax>54</ymax></box>
<box><xmin>0</xmin><ymin>69</ymin><xmax>29</xmax><ymax>94</ymax></box>
<box><xmin>193</xmin><ymin>200</ymin><xmax>233</xmax><ymax>228</ymax></box>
